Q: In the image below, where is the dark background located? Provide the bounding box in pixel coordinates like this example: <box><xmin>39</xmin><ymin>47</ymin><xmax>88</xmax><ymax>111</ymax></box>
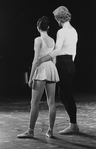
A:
<box><xmin>0</xmin><ymin>0</ymin><xmax>96</xmax><ymax>98</ymax></box>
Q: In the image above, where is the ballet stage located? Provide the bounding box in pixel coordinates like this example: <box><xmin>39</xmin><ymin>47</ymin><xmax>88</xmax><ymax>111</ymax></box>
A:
<box><xmin>0</xmin><ymin>93</ymin><xmax>96</xmax><ymax>149</ymax></box>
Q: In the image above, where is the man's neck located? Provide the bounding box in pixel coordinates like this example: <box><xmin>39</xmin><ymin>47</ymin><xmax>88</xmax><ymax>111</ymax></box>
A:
<box><xmin>62</xmin><ymin>21</ymin><xmax>71</xmax><ymax>28</ymax></box>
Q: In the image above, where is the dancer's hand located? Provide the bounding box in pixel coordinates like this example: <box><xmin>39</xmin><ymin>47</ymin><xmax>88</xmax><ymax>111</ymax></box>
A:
<box><xmin>37</xmin><ymin>54</ymin><xmax>52</xmax><ymax>66</ymax></box>
<box><xmin>28</xmin><ymin>79</ymin><xmax>33</xmax><ymax>88</ymax></box>
<box><xmin>35</xmin><ymin>59</ymin><xmax>41</xmax><ymax>67</ymax></box>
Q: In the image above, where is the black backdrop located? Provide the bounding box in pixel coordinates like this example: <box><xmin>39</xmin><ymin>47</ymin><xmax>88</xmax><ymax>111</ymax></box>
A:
<box><xmin>0</xmin><ymin>0</ymin><xmax>95</xmax><ymax>97</ymax></box>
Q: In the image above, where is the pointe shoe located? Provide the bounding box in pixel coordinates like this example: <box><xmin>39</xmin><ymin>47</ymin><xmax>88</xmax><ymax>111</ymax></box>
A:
<box><xmin>59</xmin><ymin>125</ymin><xmax>79</xmax><ymax>135</ymax></box>
<box><xmin>46</xmin><ymin>129</ymin><xmax>53</xmax><ymax>138</ymax></box>
<box><xmin>17</xmin><ymin>130</ymin><xmax>34</xmax><ymax>138</ymax></box>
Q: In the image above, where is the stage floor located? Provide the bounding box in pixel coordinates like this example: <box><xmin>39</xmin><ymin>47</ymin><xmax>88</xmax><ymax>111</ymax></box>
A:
<box><xmin>0</xmin><ymin>93</ymin><xmax>96</xmax><ymax>149</ymax></box>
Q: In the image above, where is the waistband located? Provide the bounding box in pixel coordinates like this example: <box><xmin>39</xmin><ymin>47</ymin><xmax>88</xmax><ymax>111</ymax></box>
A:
<box><xmin>57</xmin><ymin>55</ymin><xmax>72</xmax><ymax>59</ymax></box>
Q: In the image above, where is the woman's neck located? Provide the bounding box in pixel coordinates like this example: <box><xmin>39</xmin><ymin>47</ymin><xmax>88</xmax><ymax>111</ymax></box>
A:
<box><xmin>40</xmin><ymin>31</ymin><xmax>48</xmax><ymax>37</ymax></box>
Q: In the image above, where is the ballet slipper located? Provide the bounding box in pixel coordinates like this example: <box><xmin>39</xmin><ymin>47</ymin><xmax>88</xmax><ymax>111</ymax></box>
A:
<box><xmin>46</xmin><ymin>128</ymin><xmax>53</xmax><ymax>138</ymax></box>
<box><xmin>17</xmin><ymin>129</ymin><xmax>34</xmax><ymax>138</ymax></box>
<box><xmin>59</xmin><ymin>124</ymin><xmax>79</xmax><ymax>135</ymax></box>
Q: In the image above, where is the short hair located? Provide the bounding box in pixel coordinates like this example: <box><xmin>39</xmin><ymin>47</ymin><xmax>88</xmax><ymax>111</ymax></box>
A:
<box><xmin>53</xmin><ymin>6</ymin><xmax>71</xmax><ymax>23</ymax></box>
<box><xmin>37</xmin><ymin>16</ymin><xmax>50</xmax><ymax>31</ymax></box>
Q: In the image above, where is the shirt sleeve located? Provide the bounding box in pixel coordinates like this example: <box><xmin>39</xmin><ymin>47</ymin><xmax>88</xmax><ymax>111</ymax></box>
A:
<box><xmin>49</xmin><ymin>29</ymin><xmax>65</xmax><ymax>58</ymax></box>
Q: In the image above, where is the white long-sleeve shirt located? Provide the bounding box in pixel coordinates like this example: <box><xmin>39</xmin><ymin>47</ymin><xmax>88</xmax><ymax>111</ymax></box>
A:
<box><xmin>49</xmin><ymin>26</ymin><xmax>78</xmax><ymax>61</ymax></box>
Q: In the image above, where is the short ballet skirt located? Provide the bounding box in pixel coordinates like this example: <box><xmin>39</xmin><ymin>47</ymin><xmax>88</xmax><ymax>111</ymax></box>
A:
<box><xmin>32</xmin><ymin>61</ymin><xmax>59</xmax><ymax>82</ymax></box>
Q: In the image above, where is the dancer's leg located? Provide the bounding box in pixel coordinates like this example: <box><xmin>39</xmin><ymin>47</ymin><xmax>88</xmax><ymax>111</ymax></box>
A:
<box><xmin>29</xmin><ymin>81</ymin><xmax>45</xmax><ymax>130</ymax></box>
<box><xmin>45</xmin><ymin>82</ymin><xmax>56</xmax><ymax>137</ymax></box>
<box><xmin>59</xmin><ymin>79</ymin><xmax>79</xmax><ymax>134</ymax></box>
<box><xmin>45</xmin><ymin>83</ymin><xmax>56</xmax><ymax>130</ymax></box>
<box><xmin>59</xmin><ymin>79</ymin><xmax>77</xmax><ymax>124</ymax></box>
<box><xmin>56</xmin><ymin>56</ymin><xmax>79</xmax><ymax>134</ymax></box>
<box><xmin>17</xmin><ymin>80</ymin><xmax>45</xmax><ymax>138</ymax></box>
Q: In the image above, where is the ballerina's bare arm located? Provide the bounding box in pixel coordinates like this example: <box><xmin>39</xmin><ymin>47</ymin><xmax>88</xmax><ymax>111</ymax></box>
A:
<box><xmin>29</xmin><ymin>38</ymin><xmax>41</xmax><ymax>82</ymax></box>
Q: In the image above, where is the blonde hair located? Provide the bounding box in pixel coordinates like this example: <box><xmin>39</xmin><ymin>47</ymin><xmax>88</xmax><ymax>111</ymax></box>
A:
<box><xmin>53</xmin><ymin>6</ymin><xmax>71</xmax><ymax>23</ymax></box>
